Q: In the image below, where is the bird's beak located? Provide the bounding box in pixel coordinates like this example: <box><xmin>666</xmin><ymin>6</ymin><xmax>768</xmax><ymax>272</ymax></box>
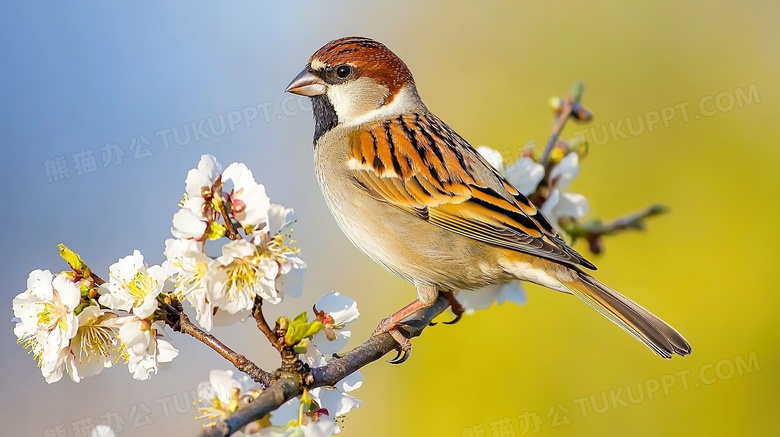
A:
<box><xmin>285</xmin><ymin>68</ymin><xmax>327</xmax><ymax>96</ymax></box>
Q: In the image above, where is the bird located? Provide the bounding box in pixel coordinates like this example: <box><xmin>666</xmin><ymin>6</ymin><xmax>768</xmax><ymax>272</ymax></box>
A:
<box><xmin>285</xmin><ymin>36</ymin><xmax>691</xmax><ymax>363</ymax></box>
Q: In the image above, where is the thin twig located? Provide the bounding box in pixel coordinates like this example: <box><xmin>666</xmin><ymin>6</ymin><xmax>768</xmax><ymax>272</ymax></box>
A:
<box><xmin>89</xmin><ymin>272</ymin><xmax>105</xmax><ymax>286</ymax></box>
<box><xmin>563</xmin><ymin>204</ymin><xmax>669</xmax><ymax>254</ymax></box>
<box><xmin>540</xmin><ymin>81</ymin><xmax>591</xmax><ymax>171</ymax></box>
<box><xmin>197</xmin><ymin>295</ymin><xmax>452</xmax><ymax>437</ymax></box>
<box><xmin>540</xmin><ymin>103</ymin><xmax>574</xmax><ymax>169</ymax></box>
<box><xmin>216</xmin><ymin>193</ymin><xmax>241</xmax><ymax>241</ymax></box>
<box><xmin>252</xmin><ymin>296</ymin><xmax>284</xmax><ymax>352</ymax></box>
<box><xmin>165</xmin><ymin>301</ymin><xmax>275</xmax><ymax>387</ymax></box>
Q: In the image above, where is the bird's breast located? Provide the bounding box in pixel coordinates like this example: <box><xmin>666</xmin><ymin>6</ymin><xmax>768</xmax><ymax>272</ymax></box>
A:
<box><xmin>312</xmin><ymin>129</ymin><xmax>512</xmax><ymax>291</ymax></box>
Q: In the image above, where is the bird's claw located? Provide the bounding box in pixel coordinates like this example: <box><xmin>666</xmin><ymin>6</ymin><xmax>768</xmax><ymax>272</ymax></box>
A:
<box><xmin>387</xmin><ymin>329</ymin><xmax>412</xmax><ymax>364</ymax></box>
<box><xmin>389</xmin><ymin>347</ymin><xmax>411</xmax><ymax>364</ymax></box>
<box><xmin>439</xmin><ymin>292</ymin><xmax>466</xmax><ymax>325</ymax></box>
<box><xmin>443</xmin><ymin>312</ymin><xmax>463</xmax><ymax>325</ymax></box>
<box><xmin>373</xmin><ymin>317</ymin><xmax>413</xmax><ymax>364</ymax></box>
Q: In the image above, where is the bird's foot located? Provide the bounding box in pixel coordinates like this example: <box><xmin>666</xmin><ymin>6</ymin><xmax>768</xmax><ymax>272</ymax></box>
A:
<box><xmin>443</xmin><ymin>291</ymin><xmax>465</xmax><ymax>325</ymax></box>
<box><xmin>430</xmin><ymin>292</ymin><xmax>466</xmax><ymax>326</ymax></box>
<box><xmin>373</xmin><ymin>318</ymin><xmax>412</xmax><ymax>364</ymax></box>
<box><xmin>372</xmin><ymin>299</ymin><xmax>428</xmax><ymax>364</ymax></box>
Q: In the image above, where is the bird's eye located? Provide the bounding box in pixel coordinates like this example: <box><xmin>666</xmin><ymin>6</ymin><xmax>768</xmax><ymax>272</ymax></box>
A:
<box><xmin>336</xmin><ymin>64</ymin><xmax>352</xmax><ymax>79</ymax></box>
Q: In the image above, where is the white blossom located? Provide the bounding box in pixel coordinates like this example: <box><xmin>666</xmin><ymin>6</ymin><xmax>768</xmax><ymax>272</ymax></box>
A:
<box><xmin>468</xmin><ymin>147</ymin><xmax>546</xmax><ymax>313</ymax></box>
<box><xmin>172</xmin><ymin>155</ymin><xmax>223</xmax><ymax>240</ymax></box>
<box><xmin>477</xmin><ymin>146</ymin><xmax>505</xmax><ymax>171</ymax></box>
<box><xmin>505</xmin><ymin>157</ymin><xmax>545</xmax><ymax>196</ymax></box>
<box><xmin>98</xmin><ymin>250</ymin><xmax>168</xmax><ymax>320</ymax></box>
<box><xmin>196</xmin><ymin>369</ymin><xmax>263</xmax><ymax>428</ymax></box>
<box><xmin>20</xmin><ymin>304</ymin><xmax>121</xmax><ymax>384</ymax></box>
<box><xmin>258</xmin><ymin>415</ymin><xmax>338</xmax><ymax>437</ymax></box>
<box><xmin>12</xmin><ymin>270</ymin><xmax>81</xmax><ymax>381</ymax></box>
<box><xmin>184</xmin><ymin>154</ymin><xmax>222</xmax><ymax>217</ymax></box>
<box><xmin>210</xmin><ymin>240</ymin><xmax>279</xmax><ymax>313</ymax></box>
<box><xmin>223</xmin><ymin>162</ymin><xmax>272</xmax><ymax>231</ymax></box>
<box><xmin>541</xmin><ymin>153</ymin><xmax>588</xmax><ymax>228</ymax></box>
<box><xmin>310</xmin><ymin>292</ymin><xmax>359</xmax><ymax>355</ymax></box>
<box><xmin>477</xmin><ymin>146</ymin><xmax>544</xmax><ymax>196</ymax></box>
<box><xmin>117</xmin><ymin>318</ymin><xmax>178</xmax><ymax>380</ymax></box>
<box><xmin>456</xmin><ymin>282</ymin><xmax>527</xmax><ymax>315</ymax></box>
<box><xmin>163</xmin><ymin>238</ymin><xmax>217</xmax><ymax>330</ymax></box>
<box><xmin>64</xmin><ymin>305</ymin><xmax>121</xmax><ymax>382</ymax></box>
<box><xmin>266</xmin><ymin>355</ymin><xmax>362</xmax><ymax>436</ymax></box>
<box><xmin>310</xmin><ymin>388</ymin><xmax>362</xmax><ymax>419</ymax></box>
<box><xmin>254</xmin><ymin>204</ymin><xmax>307</xmax><ymax>299</ymax></box>
<box><xmin>306</xmin><ymin>355</ymin><xmax>363</xmax><ymax>420</ymax></box>
<box><xmin>197</xmin><ymin>369</ymin><xmax>254</xmax><ymax>408</ymax></box>
<box><xmin>171</xmin><ymin>207</ymin><xmax>208</xmax><ymax>240</ymax></box>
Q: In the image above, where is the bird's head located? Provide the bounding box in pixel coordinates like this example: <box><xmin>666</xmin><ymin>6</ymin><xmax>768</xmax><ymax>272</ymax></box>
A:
<box><xmin>286</xmin><ymin>37</ymin><xmax>422</xmax><ymax>140</ymax></box>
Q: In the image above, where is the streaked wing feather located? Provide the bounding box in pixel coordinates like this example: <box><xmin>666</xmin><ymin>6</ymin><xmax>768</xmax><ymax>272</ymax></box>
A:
<box><xmin>348</xmin><ymin>113</ymin><xmax>596</xmax><ymax>270</ymax></box>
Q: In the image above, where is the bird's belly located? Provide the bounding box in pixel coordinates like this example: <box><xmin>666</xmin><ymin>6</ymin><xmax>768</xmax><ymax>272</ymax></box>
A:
<box><xmin>315</xmin><ymin>153</ymin><xmax>511</xmax><ymax>291</ymax></box>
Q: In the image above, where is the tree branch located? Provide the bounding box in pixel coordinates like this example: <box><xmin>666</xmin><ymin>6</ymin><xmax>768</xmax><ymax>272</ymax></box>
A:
<box><xmin>540</xmin><ymin>80</ymin><xmax>591</xmax><ymax>169</ymax></box>
<box><xmin>169</xmin><ymin>305</ymin><xmax>275</xmax><ymax>388</ymax></box>
<box><xmin>563</xmin><ymin>204</ymin><xmax>669</xmax><ymax>254</ymax></box>
<box><xmin>215</xmin><ymin>188</ymin><xmax>241</xmax><ymax>241</ymax></box>
<box><xmin>540</xmin><ymin>102</ymin><xmax>574</xmax><ymax>169</ymax></box>
<box><xmin>197</xmin><ymin>294</ymin><xmax>452</xmax><ymax>437</ymax></box>
<box><xmin>252</xmin><ymin>297</ymin><xmax>284</xmax><ymax>352</ymax></box>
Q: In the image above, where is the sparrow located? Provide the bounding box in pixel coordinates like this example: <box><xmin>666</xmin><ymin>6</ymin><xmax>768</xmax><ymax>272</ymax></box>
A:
<box><xmin>285</xmin><ymin>37</ymin><xmax>691</xmax><ymax>363</ymax></box>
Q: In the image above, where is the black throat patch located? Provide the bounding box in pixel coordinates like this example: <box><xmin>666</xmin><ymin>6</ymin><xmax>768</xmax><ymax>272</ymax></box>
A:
<box><xmin>311</xmin><ymin>95</ymin><xmax>339</xmax><ymax>144</ymax></box>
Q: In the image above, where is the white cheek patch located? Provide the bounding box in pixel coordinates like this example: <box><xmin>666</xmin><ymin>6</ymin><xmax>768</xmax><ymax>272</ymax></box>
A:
<box><xmin>327</xmin><ymin>84</ymin><xmax>358</xmax><ymax>123</ymax></box>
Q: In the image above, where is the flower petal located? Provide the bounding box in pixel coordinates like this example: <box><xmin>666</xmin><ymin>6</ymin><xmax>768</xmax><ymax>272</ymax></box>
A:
<box><xmin>185</xmin><ymin>155</ymin><xmax>222</xmax><ymax>197</ymax></box>
<box><xmin>505</xmin><ymin>157</ymin><xmax>545</xmax><ymax>196</ymax></box>
<box><xmin>335</xmin><ymin>370</ymin><xmax>364</xmax><ymax>393</ymax></box>
<box><xmin>311</xmin><ymin>330</ymin><xmax>350</xmax><ymax>355</ymax></box>
<box><xmin>549</xmin><ymin>152</ymin><xmax>580</xmax><ymax>190</ymax></box>
<box><xmin>27</xmin><ymin>269</ymin><xmax>54</xmax><ymax>298</ymax></box>
<box><xmin>52</xmin><ymin>273</ymin><xmax>81</xmax><ymax>311</ymax></box>
<box><xmin>171</xmin><ymin>208</ymin><xmax>207</xmax><ymax>240</ymax></box>
<box><xmin>276</xmin><ymin>263</ymin><xmax>305</xmax><ymax>299</ymax></box>
<box><xmin>223</xmin><ymin>162</ymin><xmax>272</xmax><ymax>229</ymax></box>
<box><xmin>315</xmin><ymin>292</ymin><xmax>359</xmax><ymax>326</ymax></box>
<box><xmin>267</xmin><ymin>204</ymin><xmax>293</xmax><ymax>236</ymax></box>
<box><xmin>557</xmin><ymin>192</ymin><xmax>589</xmax><ymax>219</ymax></box>
<box><xmin>311</xmin><ymin>388</ymin><xmax>362</xmax><ymax>417</ymax></box>
<box><xmin>476</xmin><ymin>146</ymin><xmax>505</xmax><ymax>173</ymax></box>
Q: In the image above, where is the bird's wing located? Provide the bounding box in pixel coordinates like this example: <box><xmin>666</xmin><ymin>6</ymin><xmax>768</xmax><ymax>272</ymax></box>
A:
<box><xmin>348</xmin><ymin>112</ymin><xmax>596</xmax><ymax>270</ymax></box>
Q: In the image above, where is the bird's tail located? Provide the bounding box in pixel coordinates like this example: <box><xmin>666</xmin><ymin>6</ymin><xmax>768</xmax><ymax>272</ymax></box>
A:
<box><xmin>560</xmin><ymin>271</ymin><xmax>691</xmax><ymax>358</ymax></box>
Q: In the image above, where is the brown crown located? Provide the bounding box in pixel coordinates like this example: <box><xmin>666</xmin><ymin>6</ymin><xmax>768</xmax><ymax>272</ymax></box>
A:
<box><xmin>310</xmin><ymin>37</ymin><xmax>415</xmax><ymax>97</ymax></box>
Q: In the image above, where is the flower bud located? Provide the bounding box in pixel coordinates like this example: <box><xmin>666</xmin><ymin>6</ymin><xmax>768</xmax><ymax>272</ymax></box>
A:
<box><xmin>277</xmin><ymin>316</ymin><xmax>290</xmax><ymax>332</ymax></box>
<box><xmin>549</xmin><ymin>97</ymin><xmax>563</xmax><ymax>112</ymax></box>
<box><xmin>588</xmin><ymin>236</ymin><xmax>603</xmax><ymax>255</ymax></box>
<box><xmin>571</xmin><ymin>102</ymin><xmax>593</xmax><ymax>122</ymax></box>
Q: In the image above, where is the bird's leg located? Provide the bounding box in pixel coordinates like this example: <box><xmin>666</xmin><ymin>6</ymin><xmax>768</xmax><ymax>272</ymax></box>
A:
<box><xmin>373</xmin><ymin>298</ymin><xmax>430</xmax><ymax>364</ymax></box>
<box><xmin>442</xmin><ymin>291</ymin><xmax>465</xmax><ymax>325</ymax></box>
